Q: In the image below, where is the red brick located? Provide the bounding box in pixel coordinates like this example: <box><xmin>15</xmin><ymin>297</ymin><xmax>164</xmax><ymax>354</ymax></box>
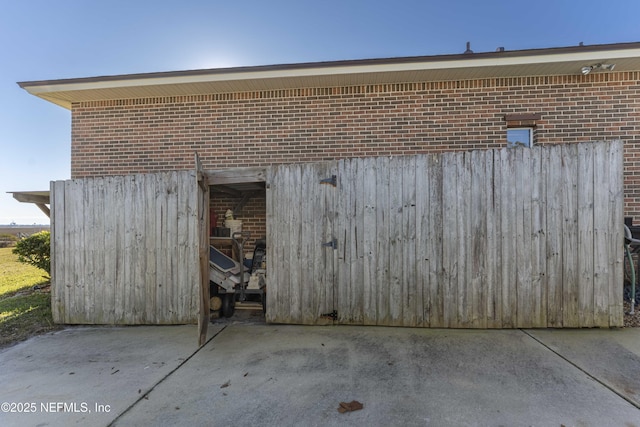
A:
<box><xmin>71</xmin><ymin>72</ymin><xmax>640</xmax><ymax>218</ymax></box>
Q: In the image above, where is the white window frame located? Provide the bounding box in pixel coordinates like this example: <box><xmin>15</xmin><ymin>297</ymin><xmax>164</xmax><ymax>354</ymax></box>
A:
<box><xmin>507</xmin><ymin>127</ymin><xmax>533</xmax><ymax>148</ymax></box>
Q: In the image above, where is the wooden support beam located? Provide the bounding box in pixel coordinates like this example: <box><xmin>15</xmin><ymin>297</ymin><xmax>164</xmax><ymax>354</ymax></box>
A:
<box><xmin>233</xmin><ymin>191</ymin><xmax>260</xmax><ymax>215</ymax></box>
<box><xmin>195</xmin><ymin>152</ymin><xmax>210</xmax><ymax>347</ymax></box>
<box><xmin>204</xmin><ymin>166</ymin><xmax>267</xmax><ymax>185</ymax></box>
<box><xmin>212</xmin><ymin>185</ymin><xmax>243</xmax><ymax>197</ymax></box>
<box><xmin>35</xmin><ymin>203</ymin><xmax>51</xmax><ymax>218</ymax></box>
<box><xmin>10</xmin><ymin>191</ymin><xmax>50</xmax><ymax>204</ymax></box>
<box><xmin>8</xmin><ymin>191</ymin><xmax>51</xmax><ymax>218</ymax></box>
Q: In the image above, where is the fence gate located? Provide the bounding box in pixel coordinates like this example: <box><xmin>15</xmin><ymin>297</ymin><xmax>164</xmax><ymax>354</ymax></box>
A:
<box><xmin>266</xmin><ymin>162</ymin><xmax>337</xmax><ymax>324</ymax></box>
<box><xmin>50</xmin><ymin>170</ymin><xmax>203</xmax><ymax>325</ymax></box>
<box><xmin>267</xmin><ymin>140</ymin><xmax>623</xmax><ymax>328</ymax></box>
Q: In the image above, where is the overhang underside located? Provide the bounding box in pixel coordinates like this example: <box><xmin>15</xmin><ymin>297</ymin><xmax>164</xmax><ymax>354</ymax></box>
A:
<box><xmin>9</xmin><ymin>191</ymin><xmax>51</xmax><ymax>218</ymax></box>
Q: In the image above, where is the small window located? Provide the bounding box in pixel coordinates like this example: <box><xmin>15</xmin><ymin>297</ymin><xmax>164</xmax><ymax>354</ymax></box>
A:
<box><xmin>507</xmin><ymin>128</ymin><xmax>533</xmax><ymax>148</ymax></box>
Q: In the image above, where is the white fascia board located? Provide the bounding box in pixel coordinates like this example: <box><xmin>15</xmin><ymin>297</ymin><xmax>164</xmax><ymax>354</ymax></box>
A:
<box><xmin>22</xmin><ymin>47</ymin><xmax>640</xmax><ymax>96</ymax></box>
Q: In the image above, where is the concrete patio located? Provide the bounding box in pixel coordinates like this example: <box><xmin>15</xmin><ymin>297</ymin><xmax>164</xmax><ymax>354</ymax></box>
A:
<box><xmin>1</xmin><ymin>314</ymin><xmax>639</xmax><ymax>426</ymax></box>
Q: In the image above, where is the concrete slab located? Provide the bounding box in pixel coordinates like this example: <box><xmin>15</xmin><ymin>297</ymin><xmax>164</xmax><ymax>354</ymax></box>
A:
<box><xmin>527</xmin><ymin>328</ymin><xmax>640</xmax><ymax>408</ymax></box>
<box><xmin>113</xmin><ymin>325</ymin><xmax>640</xmax><ymax>427</ymax></box>
<box><xmin>1</xmin><ymin>322</ymin><xmax>639</xmax><ymax>427</ymax></box>
<box><xmin>0</xmin><ymin>324</ymin><xmax>223</xmax><ymax>427</ymax></box>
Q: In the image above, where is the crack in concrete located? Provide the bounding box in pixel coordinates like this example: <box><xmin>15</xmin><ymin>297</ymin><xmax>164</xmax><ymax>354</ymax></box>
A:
<box><xmin>107</xmin><ymin>325</ymin><xmax>228</xmax><ymax>427</ymax></box>
<box><xmin>520</xmin><ymin>329</ymin><xmax>640</xmax><ymax>411</ymax></box>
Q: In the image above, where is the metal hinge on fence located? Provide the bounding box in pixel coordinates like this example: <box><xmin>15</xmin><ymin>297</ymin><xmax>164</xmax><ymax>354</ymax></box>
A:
<box><xmin>320</xmin><ymin>175</ymin><xmax>337</xmax><ymax>187</ymax></box>
<box><xmin>321</xmin><ymin>310</ymin><xmax>338</xmax><ymax>320</ymax></box>
<box><xmin>322</xmin><ymin>238</ymin><xmax>338</xmax><ymax>250</ymax></box>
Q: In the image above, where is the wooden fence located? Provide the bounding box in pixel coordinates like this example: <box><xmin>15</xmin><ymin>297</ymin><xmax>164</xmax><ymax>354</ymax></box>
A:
<box><xmin>266</xmin><ymin>140</ymin><xmax>624</xmax><ymax>328</ymax></box>
<box><xmin>50</xmin><ymin>171</ymin><xmax>202</xmax><ymax>324</ymax></box>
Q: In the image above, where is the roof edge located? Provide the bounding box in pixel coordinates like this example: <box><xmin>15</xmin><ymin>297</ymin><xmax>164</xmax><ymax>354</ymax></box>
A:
<box><xmin>18</xmin><ymin>41</ymin><xmax>640</xmax><ymax>89</ymax></box>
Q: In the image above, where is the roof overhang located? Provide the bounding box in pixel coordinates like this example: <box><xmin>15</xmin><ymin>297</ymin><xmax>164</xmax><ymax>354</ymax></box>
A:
<box><xmin>18</xmin><ymin>42</ymin><xmax>640</xmax><ymax>109</ymax></box>
<box><xmin>9</xmin><ymin>191</ymin><xmax>51</xmax><ymax>218</ymax></box>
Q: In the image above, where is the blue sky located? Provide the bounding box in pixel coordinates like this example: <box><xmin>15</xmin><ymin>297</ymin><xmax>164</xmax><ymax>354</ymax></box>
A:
<box><xmin>1</xmin><ymin>0</ymin><xmax>639</xmax><ymax>224</ymax></box>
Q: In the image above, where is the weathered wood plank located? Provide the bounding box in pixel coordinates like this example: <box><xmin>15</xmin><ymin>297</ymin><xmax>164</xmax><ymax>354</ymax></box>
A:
<box><xmin>265</xmin><ymin>166</ymin><xmax>277</xmax><ymax>323</ymax></box>
<box><xmin>561</xmin><ymin>144</ymin><xmax>580</xmax><ymax>327</ymax></box>
<box><xmin>144</xmin><ymin>174</ymin><xmax>158</xmax><ymax>323</ymax></box>
<box><xmin>197</xmin><ymin>166</ymin><xmax>210</xmax><ymax>345</ymax></box>
<box><xmin>470</xmin><ymin>150</ymin><xmax>487</xmax><ymax>328</ymax></box>
<box><xmin>546</xmin><ymin>146</ymin><xmax>564</xmax><ymax>327</ymax></box>
<box><xmin>362</xmin><ymin>157</ymin><xmax>378</xmax><ymax>325</ymax></box>
<box><xmin>340</xmin><ymin>158</ymin><xmax>355</xmax><ymax>324</ymax></box>
<box><xmin>485</xmin><ymin>149</ymin><xmax>502</xmax><ymax>328</ymax></box>
<box><xmin>165</xmin><ymin>172</ymin><xmax>179</xmax><ymax>323</ymax></box>
<box><xmin>186</xmin><ymin>171</ymin><xmax>199</xmax><ymax>323</ymax></box>
<box><xmin>457</xmin><ymin>152</ymin><xmax>471</xmax><ymax>327</ymax></box>
<box><xmin>402</xmin><ymin>155</ymin><xmax>418</xmax><ymax>327</ymax></box>
<box><xmin>275</xmin><ymin>165</ymin><xmax>292</xmax><ymax>324</ymax></box>
<box><xmin>531</xmin><ymin>147</ymin><xmax>547</xmax><ymax>327</ymax></box>
<box><xmin>388</xmin><ymin>157</ymin><xmax>403</xmax><ymax>326</ymax></box>
<box><xmin>177</xmin><ymin>171</ymin><xmax>195</xmax><ymax>323</ymax></box>
<box><xmin>82</xmin><ymin>179</ymin><xmax>95</xmax><ymax>323</ymax></box>
<box><xmin>415</xmin><ymin>154</ymin><xmax>428</xmax><ymax>327</ymax></box>
<box><xmin>608</xmin><ymin>140</ymin><xmax>624</xmax><ymax>327</ymax></box>
<box><xmin>427</xmin><ymin>154</ymin><xmax>444</xmax><ymax>327</ymax></box>
<box><xmin>135</xmin><ymin>175</ymin><xmax>148</xmax><ymax>323</ymax></box>
<box><xmin>375</xmin><ymin>156</ymin><xmax>391</xmax><ymax>326</ymax></box>
<box><xmin>63</xmin><ymin>180</ymin><xmax>73</xmax><ymax>323</ymax></box>
<box><xmin>176</xmin><ymin>173</ymin><xmax>188</xmax><ymax>323</ymax></box>
<box><xmin>194</xmin><ymin>172</ymin><xmax>205</xmax><ymax>326</ymax></box>
<box><xmin>336</xmin><ymin>159</ymin><xmax>351</xmax><ymax>324</ymax></box>
<box><xmin>179</xmin><ymin>170</ymin><xmax>196</xmax><ymax>324</ymax></box>
<box><xmin>49</xmin><ymin>182</ymin><xmax>58</xmax><ymax>320</ymax></box>
<box><xmin>441</xmin><ymin>152</ymin><xmax>458</xmax><ymax>328</ymax></box>
<box><xmin>50</xmin><ymin>180</ymin><xmax>65</xmax><ymax>323</ymax></box>
<box><xmin>593</xmin><ymin>142</ymin><xmax>611</xmax><ymax>326</ymax></box>
<box><xmin>577</xmin><ymin>143</ymin><xmax>595</xmax><ymax>327</ymax></box>
<box><xmin>91</xmin><ymin>178</ymin><xmax>105</xmax><ymax>323</ymax></box>
<box><xmin>269</xmin><ymin>164</ymin><xmax>284</xmax><ymax>323</ymax></box>
<box><xmin>289</xmin><ymin>165</ymin><xmax>302</xmax><ymax>323</ymax></box>
<box><xmin>121</xmin><ymin>176</ymin><xmax>134</xmax><ymax>323</ymax></box>
<box><xmin>321</xmin><ymin>161</ymin><xmax>337</xmax><ymax>325</ymax></box>
<box><xmin>63</xmin><ymin>180</ymin><xmax>75</xmax><ymax>323</ymax></box>
<box><xmin>101</xmin><ymin>177</ymin><xmax>114</xmax><ymax>324</ymax></box>
<box><xmin>515</xmin><ymin>148</ymin><xmax>533</xmax><ymax>328</ymax></box>
<box><xmin>352</xmin><ymin>158</ymin><xmax>365</xmax><ymax>324</ymax></box>
<box><xmin>203</xmin><ymin>166</ymin><xmax>267</xmax><ymax>184</ymax></box>
<box><xmin>500</xmin><ymin>148</ymin><xmax>517</xmax><ymax>327</ymax></box>
<box><xmin>298</xmin><ymin>163</ymin><xmax>314</xmax><ymax>324</ymax></box>
<box><xmin>187</xmin><ymin>170</ymin><xmax>200</xmax><ymax>323</ymax></box>
<box><xmin>154</xmin><ymin>174</ymin><xmax>168</xmax><ymax>324</ymax></box>
<box><xmin>69</xmin><ymin>179</ymin><xmax>84</xmax><ymax>323</ymax></box>
<box><xmin>113</xmin><ymin>177</ymin><xmax>126</xmax><ymax>323</ymax></box>
<box><xmin>338</xmin><ymin>159</ymin><xmax>364</xmax><ymax>325</ymax></box>
<box><xmin>308</xmin><ymin>163</ymin><xmax>321</xmax><ymax>324</ymax></box>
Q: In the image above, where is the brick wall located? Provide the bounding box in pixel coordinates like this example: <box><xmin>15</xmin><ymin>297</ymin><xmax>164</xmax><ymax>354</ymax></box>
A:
<box><xmin>71</xmin><ymin>72</ymin><xmax>640</xmax><ymax>219</ymax></box>
<box><xmin>211</xmin><ymin>193</ymin><xmax>266</xmax><ymax>255</ymax></box>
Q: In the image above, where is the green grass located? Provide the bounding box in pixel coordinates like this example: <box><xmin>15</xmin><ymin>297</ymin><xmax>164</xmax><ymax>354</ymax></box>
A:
<box><xmin>0</xmin><ymin>246</ymin><xmax>48</xmax><ymax>293</ymax></box>
<box><xmin>0</xmin><ymin>247</ymin><xmax>60</xmax><ymax>349</ymax></box>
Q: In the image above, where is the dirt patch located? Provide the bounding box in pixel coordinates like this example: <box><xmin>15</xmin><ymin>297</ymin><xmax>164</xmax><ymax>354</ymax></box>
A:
<box><xmin>0</xmin><ymin>284</ymin><xmax>62</xmax><ymax>351</ymax></box>
<box><xmin>623</xmin><ymin>301</ymin><xmax>640</xmax><ymax>328</ymax></box>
